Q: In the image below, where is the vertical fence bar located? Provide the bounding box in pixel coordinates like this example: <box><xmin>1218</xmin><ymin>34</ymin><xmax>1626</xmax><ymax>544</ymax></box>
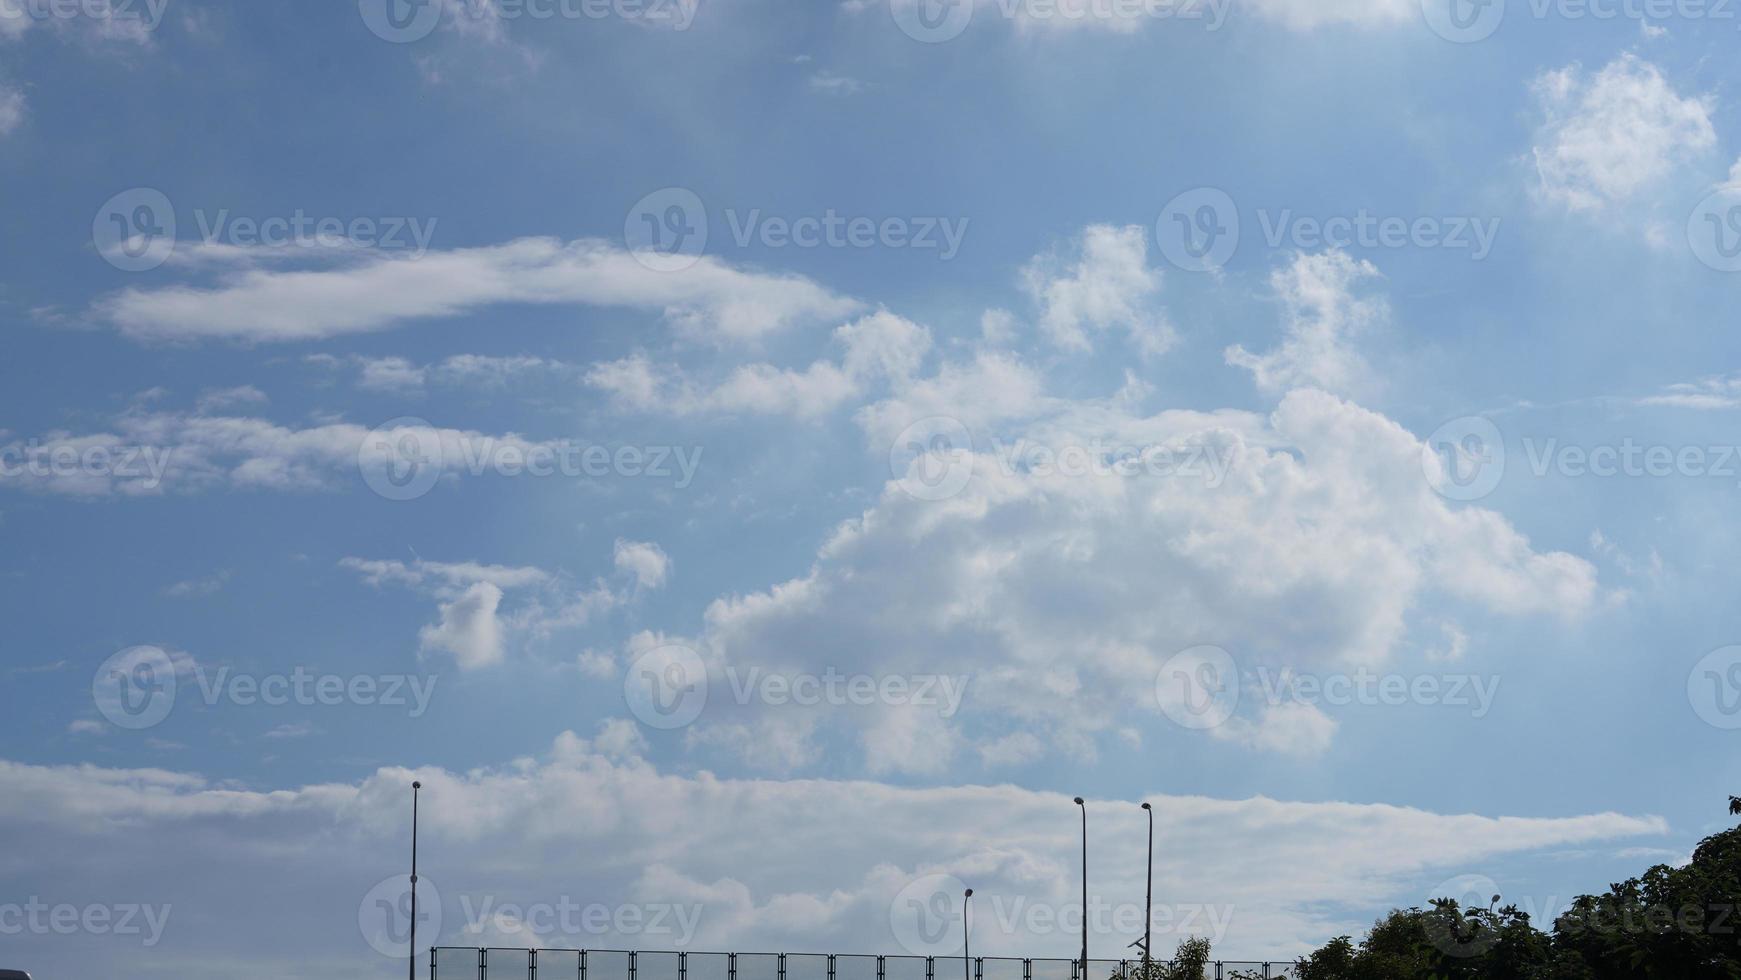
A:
<box><xmin>630</xmin><ymin>951</ymin><xmax>638</xmax><ymax>980</ymax></box>
<box><xmin>532</xmin><ymin>949</ymin><xmax>539</xmax><ymax>980</ymax></box>
<box><xmin>1022</xmin><ymin>961</ymin><xmax>1031</xmax><ymax>980</ymax></box>
<box><xmin>729</xmin><ymin>953</ymin><xmax>737</xmax><ymax>980</ymax></box>
<box><xmin>876</xmin><ymin>955</ymin><xmax>884</xmax><ymax>980</ymax></box>
<box><xmin>481</xmin><ymin>947</ymin><xmax>489</xmax><ymax>980</ymax></box>
<box><xmin>680</xmin><ymin>953</ymin><xmax>688</xmax><ymax>980</ymax></box>
<box><xmin>581</xmin><ymin>950</ymin><xmax>587</xmax><ymax>980</ymax></box>
<box><xmin>828</xmin><ymin>955</ymin><xmax>836</xmax><ymax>980</ymax></box>
<box><xmin>779</xmin><ymin>953</ymin><xmax>787</xmax><ymax>980</ymax></box>
<box><xmin>925</xmin><ymin>957</ymin><xmax>933</xmax><ymax>980</ymax></box>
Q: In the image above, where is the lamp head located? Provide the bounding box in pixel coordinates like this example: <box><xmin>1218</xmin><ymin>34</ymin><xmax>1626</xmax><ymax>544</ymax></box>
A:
<box><xmin>1073</xmin><ymin>796</ymin><xmax>1085</xmax><ymax>805</ymax></box>
<box><xmin>1141</xmin><ymin>802</ymin><xmax>1151</xmax><ymax>810</ymax></box>
<box><xmin>965</xmin><ymin>888</ymin><xmax>973</xmax><ymax>897</ymax></box>
<box><xmin>413</xmin><ymin>781</ymin><xmax>422</xmax><ymax>790</ymax></box>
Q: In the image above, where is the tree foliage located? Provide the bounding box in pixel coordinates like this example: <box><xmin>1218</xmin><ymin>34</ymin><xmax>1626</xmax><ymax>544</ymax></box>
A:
<box><xmin>1288</xmin><ymin>825</ymin><xmax>1741</xmax><ymax>980</ymax></box>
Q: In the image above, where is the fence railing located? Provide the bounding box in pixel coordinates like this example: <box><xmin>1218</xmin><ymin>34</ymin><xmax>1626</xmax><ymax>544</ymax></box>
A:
<box><xmin>429</xmin><ymin>949</ymin><xmax>1297</xmax><ymax>980</ymax></box>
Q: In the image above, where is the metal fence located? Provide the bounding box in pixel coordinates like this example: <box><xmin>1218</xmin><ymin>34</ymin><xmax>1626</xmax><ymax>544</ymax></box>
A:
<box><xmin>429</xmin><ymin>949</ymin><xmax>1296</xmax><ymax>980</ymax></box>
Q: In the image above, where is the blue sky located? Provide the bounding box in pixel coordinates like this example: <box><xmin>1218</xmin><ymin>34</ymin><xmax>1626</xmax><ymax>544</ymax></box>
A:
<box><xmin>5</xmin><ymin>0</ymin><xmax>1741</xmax><ymax>976</ymax></box>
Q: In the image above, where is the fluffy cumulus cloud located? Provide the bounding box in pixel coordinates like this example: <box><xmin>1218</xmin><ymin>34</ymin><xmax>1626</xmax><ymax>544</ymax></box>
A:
<box><xmin>95</xmin><ymin>237</ymin><xmax>861</xmax><ymax>345</ymax></box>
<box><xmin>587</xmin><ymin>311</ymin><xmax>932</xmax><ymax>419</ymax></box>
<box><xmin>1225</xmin><ymin>250</ymin><xmax>1385</xmax><ymax>397</ymax></box>
<box><xmin>675</xmin><ymin>379</ymin><xmax>1600</xmax><ymax>773</ymax></box>
<box><xmin>1021</xmin><ymin>225</ymin><xmax>1174</xmax><ymax>357</ymax></box>
<box><xmin>1530</xmin><ymin>53</ymin><xmax>1716</xmax><ymax>213</ymax></box>
<box><xmin>344</xmin><ymin>554</ymin><xmax>663</xmax><ymax>669</ymax></box>
<box><xmin>871</xmin><ymin>0</ymin><xmax>1413</xmax><ymax>34</ymax></box>
<box><xmin>0</xmin><ymin>405</ymin><xmax>703</xmax><ymax>498</ymax></box>
<box><xmin>0</xmin><ymin>732</ymin><xmax>1665</xmax><ymax>978</ymax></box>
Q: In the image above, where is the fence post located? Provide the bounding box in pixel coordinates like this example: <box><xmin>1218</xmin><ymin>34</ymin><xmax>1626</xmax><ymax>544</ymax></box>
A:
<box><xmin>581</xmin><ymin>951</ymin><xmax>587</xmax><ymax>980</ymax></box>
<box><xmin>876</xmin><ymin>955</ymin><xmax>884</xmax><ymax>980</ymax></box>
<box><xmin>828</xmin><ymin>955</ymin><xmax>836</xmax><ymax>980</ymax></box>
<box><xmin>630</xmin><ymin>951</ymin><xmax>638</xmax><ymax>980</ymax></box>
<box><xmin>780</xmin><ymin>953</ymin><xmax>787</xmax><ymax>980</ymax></box>
<box><xmin>729</xmin><ymin>953</ymin><xmax>737</xmax><ymax>980</ymax></box>
<box><xmin>681</xmin><ymin>953</ymin><xmax>688</xmax><ymax>980</ymax></box>
<box><xmin>532</xmin><ymin>949</ymin><xmax>538</xmax><ymax>980</ymax></box>
<box><xmin>1022</xmin><ymin>961</ymin><xmax>1031</xmax><ymax>980</ymax></box>
<box><xmin>481</xmin><ymin>947</ymin><xmax>488</xmax><ymax>980</ymax></box>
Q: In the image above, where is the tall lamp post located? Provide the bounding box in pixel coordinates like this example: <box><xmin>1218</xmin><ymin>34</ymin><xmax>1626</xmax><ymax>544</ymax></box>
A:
<box><xmin>410</xmin><ymin>780</ymin><xmax>422</xmax><ymax>980</ymax></box>
<box><xmin>963</xmin><ymin>888</ymin><xmax>974</xmax><ymax>980</ymax></box>
<box><xmin>1139</xmin><ymin>803</ymin><xmax>1153</xmax><ymax>978</ymax></box>
<box><xmin>1074</xmin><ymin>797</ymin><xmax>1087</xmax><ymax>980</ymax></box>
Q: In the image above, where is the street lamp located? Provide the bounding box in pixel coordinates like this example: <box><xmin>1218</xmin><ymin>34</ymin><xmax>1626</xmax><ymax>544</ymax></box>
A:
<box><xmin>410</xmin><ymin>780</ymin><xmax>422</xmax><ymax>980</ymax></box>
<box><xmin>1140</xmin><ymin>803</ymin><xmax>1153</xmax><ymax>979</ymax></box>
<box><xmin>963</xmin><ymin>888</ymin><xmax>974</xmax><ymax>980</ymax></box>
<box><xmin>1074</xmin><ymin>797</ymin><xmax>1087</xmax><ymax>980</ymax></box>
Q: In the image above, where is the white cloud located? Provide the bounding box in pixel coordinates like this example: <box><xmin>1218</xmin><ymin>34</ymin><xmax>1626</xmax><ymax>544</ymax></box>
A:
<box><xmin>588</xmin><ymin>311</ymin><xmax>932</xmax><ymax>419</ymax></box>
<box><xmin>0</xmin><ymin>736</ymin><xmax>1667</xmax><ymax>975</ymax></box>
<box><xmin>614</xmin><ymin>539</ymin><xmax>671</xmax><ymax>590</ymax></box>
<box><xmin>1531</xmin><ymin>53</ymin><xmax>1716</xmax><ymax>213</ymax></box>
<box><xmin>420</xmin><ymin>581</ymin><xmax>508</xmax><ymax>669</ymax></box>
<box><xmin>1226</xmin><ymin>250</ymin><xmax>1385</xmax><ymax>397</ymax></box>
<box><xmin>0</xmin><ymin>84</ymin><xmax>24</xmax><ymax>135</ymax></box>
<box><xmin>96</xmin><ymin>237</ymin><xmax>861</xmax><ymax>345</ymax></box>
<box><xmin>0</xmin><ymin>409</ymin><xmax>683</xmax><ymax>498</ymax></box>
<box><xmin>1021</xmin><ymin>224</ymin><xmax>1174</xmax><ymax>357</ymax></box>
<box><xmin>686</xmin><ymin>386</ymin><xmax>1599</xmax><ymax>771</ymax></box>
<box><xmin>195</xmin><ymin>385</ymin><xmax>269</xmax><ymax>413</ymax></box>
<box><xmin>871</xmin><ymin>0</ymin><xmax>1410</xmax><ymax>34</ymax></box>
<box><xmin>344</xmin><ymin>556</ymin><xmax>641</xmax><ymax>670</ymax></box>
